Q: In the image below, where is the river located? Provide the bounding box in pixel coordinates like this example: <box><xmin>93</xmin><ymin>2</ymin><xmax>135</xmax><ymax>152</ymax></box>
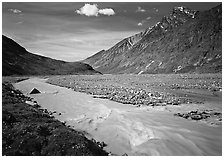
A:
<box><xmin>14</xmin><ymin>78</ymin><xmax>222</xmax><ymax>156</ymax></box>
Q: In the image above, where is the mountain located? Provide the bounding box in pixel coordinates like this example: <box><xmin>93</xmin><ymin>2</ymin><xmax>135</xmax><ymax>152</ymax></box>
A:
<box><xmin>2</xmin><ymin>35</ymin><xmax>100</xmax><ymax>76</ymax></box>
<box><xmin>84</xmin><ymin>5</ymin><xmax>222</xmax><ymax>74</ymax></box>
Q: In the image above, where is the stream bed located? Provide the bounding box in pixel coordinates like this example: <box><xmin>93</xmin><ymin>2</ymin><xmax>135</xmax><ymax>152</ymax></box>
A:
<box><xmin>14</xmin><ymin>78</ymin><xmax>222</xmax><ymax>156</ymax></box>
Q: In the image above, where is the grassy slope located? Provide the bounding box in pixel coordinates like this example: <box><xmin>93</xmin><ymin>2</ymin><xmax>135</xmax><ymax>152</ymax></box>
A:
<box><xmin>2</xmin><ymin>77</ymin><xmax>108</xmax><ymax>156</ymax></box>
<box><xmin>2</xmin><ymin>35</ymin><xmax>101</xmax><ymax>76</ymax></box>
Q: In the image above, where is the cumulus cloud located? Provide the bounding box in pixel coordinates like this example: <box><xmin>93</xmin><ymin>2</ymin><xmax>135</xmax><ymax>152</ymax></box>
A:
<box><xmin>76</xmin><ymin>4</ymin><xmax>115</xmax><ymax>17</ymax></box>
<box><xmin>8</xmin><ymin>8</ymin><xmax>22</xmax><ymax>14</ymax></box>
<box><xmin>137</xmin><ymin>22</ymin><xmax>143</xmax><ymax>26</ymax></box>
<box><xmin>76</xmin><ymin>4</ymin><xmax>99</xmax><ymax>16</ymax></box>
<box><xmin>136</xmin><ymin>6</ymin><xmax>146</xmax><ymax>12</ymax></box>
<box><xmin>98</xmin><ymin>8</ymin><xmax>115</xmax><ymax>16</ymax></box>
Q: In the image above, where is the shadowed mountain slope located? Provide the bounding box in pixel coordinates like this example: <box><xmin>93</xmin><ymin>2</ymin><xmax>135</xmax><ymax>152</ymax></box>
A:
<box><xmin>2</xmin><ymin>35</ymin><xmax>101</xmax><ymax>76</ymax></box>
<box><xmin>84</xmin><ymin>5</ymin><xmax>222</xmax><ymax>74</ymax></box>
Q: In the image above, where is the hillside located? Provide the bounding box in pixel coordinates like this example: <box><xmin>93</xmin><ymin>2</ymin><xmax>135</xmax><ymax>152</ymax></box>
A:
<box><xmin>2</xmin><ymin>35</ymin><xmax>100</xmax><ymax>76</ymax></box>
<box><xmin>84</xmin><ymin>5</ymin><xmax>222</xmax><ymax>74</ymax></box>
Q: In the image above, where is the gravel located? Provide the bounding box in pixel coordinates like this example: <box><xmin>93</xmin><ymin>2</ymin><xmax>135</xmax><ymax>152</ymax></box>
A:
<box><xmin>46</xmin><ymin>74</ymin><xmax>221</xmax><ymax>107</ymax></box>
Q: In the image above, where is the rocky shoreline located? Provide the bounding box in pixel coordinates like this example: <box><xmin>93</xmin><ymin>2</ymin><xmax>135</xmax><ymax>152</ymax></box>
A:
<box><xmin>174</xmin><ymin>110</ymin><xmax>222</xmax><ymax>126</ymax></box>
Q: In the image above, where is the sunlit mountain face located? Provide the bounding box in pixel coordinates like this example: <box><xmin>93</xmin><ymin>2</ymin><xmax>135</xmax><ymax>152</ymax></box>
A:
<box><xmin>2</xmin><ymin>2</ymin><xmax>220</xmax><ymax>62</ymax></box>
<box><xmin>84</xmin><ymin>4</ymin><xmax>222</xmax><ymax>74</ymax></box>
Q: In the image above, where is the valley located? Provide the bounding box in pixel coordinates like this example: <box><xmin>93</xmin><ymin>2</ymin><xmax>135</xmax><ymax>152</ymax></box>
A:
<box><xmin>13</xmin><ymin>74</ymin><xmax>222</xmax><ymax>155</ymax></box>
<box><xmin>2</xmin><ymin>2</ymin><xmax>222</xmax><ymax>156</ymax></box>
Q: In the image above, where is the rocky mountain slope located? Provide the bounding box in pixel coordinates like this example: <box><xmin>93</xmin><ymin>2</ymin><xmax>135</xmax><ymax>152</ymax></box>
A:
<box><xmin>2</xmin><ymin>35</ymin><xmax>100</xmax><ymax>76</ymax></box>
<box><xmin>84</xmin><ymin>5</ymin><xmax>222</xmax><ymax>74</ymax></box>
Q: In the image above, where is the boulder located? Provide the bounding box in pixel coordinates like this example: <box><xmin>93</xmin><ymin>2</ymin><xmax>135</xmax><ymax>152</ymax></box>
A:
<box><xmin>29</xmin><ymin>88</ymin><xmax>41</xmax><ymax>94</ymax></box>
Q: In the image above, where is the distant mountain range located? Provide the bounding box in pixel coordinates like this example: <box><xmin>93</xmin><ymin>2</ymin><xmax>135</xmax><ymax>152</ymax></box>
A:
<box><xmin>84</xmin><ymin>5</ymin><xmax>222</xmax><ymax>74</ymax></box>
<box><xmin>2</xmin><ymin>35</ymin><xmax>100</xmax><ymax>76</ymax></box>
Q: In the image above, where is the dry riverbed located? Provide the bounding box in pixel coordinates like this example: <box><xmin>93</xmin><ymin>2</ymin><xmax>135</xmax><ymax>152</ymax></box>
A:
<box><xmin>47</xmin><ymin>73</ymin><xmax>222</xmax><ymax>126</ymax></box>
<box><xmin>14</xmin><ymin>74</ymin><xmax>222</xmax><ymax>156</ymax></box>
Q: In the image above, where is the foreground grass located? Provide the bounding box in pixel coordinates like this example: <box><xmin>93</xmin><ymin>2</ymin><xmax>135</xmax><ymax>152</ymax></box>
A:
<box><xmin>2</xmin><ymin>78</ymin><xmax>108</xmax><ymax>156</ymax></box>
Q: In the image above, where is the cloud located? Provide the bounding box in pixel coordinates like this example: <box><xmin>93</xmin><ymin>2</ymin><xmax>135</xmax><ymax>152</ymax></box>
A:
<box><xmin>137</xmin><ymin>22</ymin><xmax>143</xmax><ymax>26</ymax></box>
<box><xmin>16</xmin><ymin>21</ymin><xmax>23</xmax><ymax>25</ymax></box>
<box><xmin>76</xmin><ymin>3</ymin><xmax>115</xmax><ymax>17</ymax></box>
<box><xmin>136</xmin><ymin>6</ymin><xmax>146</xmax><ymax>12</ymax></box>
<box><xmin>8</xmin><ymin>8</ymin><xmax>22</xmax><ymax>14</ymax></box>
<box><xmin>98</xmin><ymin>8</ymin><xmax>115</xmax><ymax>16</ymax></box>
<box><xmin>76</xmin><ymin>4</ymin><xmax>99</xmax><ymax>16</ymax></box>
<box><xmin>153</xmin><ymin>8</ymin><xmax>159</xmax><ymax>12</ymax></box>
<box><xmin>146</xmin><ymin>16</ymin><xmax>151</xmax><ymax>20</ymax></box>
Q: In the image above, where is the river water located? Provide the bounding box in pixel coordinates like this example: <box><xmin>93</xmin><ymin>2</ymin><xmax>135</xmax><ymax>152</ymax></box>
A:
<box><xmin>14</xmin><ymin>78</ymin><xmax>222</xmax><ymax>156</ymax></box>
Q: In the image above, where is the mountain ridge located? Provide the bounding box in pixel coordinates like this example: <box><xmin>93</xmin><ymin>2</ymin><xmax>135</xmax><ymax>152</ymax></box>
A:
<box><xmin>2</xmin><ymin>35</ymin><xmax>101</xmax><ymax>76</ymax></box>
<box><xmin>84</xmin><ymin>4</ymin><xmax>222</xmax><ymax>74</ymax></box>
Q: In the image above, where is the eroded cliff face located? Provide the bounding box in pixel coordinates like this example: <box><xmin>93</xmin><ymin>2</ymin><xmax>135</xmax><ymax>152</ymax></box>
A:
<box><xmin>84</xmin><ymin>5</ymin><xmax>222</xmax><ymax>74</ymax></box>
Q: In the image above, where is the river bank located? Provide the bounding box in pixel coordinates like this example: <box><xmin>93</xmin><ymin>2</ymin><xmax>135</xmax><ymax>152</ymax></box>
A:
<box><xmin>2</xmin><ymin>77</ymin><xmax>108</xmax><ymax>156</ymax></box>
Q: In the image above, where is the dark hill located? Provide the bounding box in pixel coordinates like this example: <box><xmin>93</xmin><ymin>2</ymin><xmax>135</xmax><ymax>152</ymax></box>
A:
<box><xmin>2</xmin><ymin>35</ymin><xmax>101</xmax><ymax>76</ymax></box>
<box><xmin>84</xmin><ymin>5</ymin><xmax>222</xmax><ymax>74</ymax></box>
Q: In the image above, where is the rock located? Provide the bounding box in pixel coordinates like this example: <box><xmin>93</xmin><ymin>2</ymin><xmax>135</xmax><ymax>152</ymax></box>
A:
<box><xmin>29</xmin><ymin>88</ymin><xmax>41</xmax><ymax>94</ymax></box>
<box><xmin>182</xmin><ymin>114</ymin><xmax>189</xmax><ymax>119</ymax></box>
<box><xmin>212</xmin><ymin>112</ymin><xmax>221</xmax><ymax>116</ymax></box>
<box><xmin>190</xmin><ymin>110</ymin><xmax>198</xmax><ymax>114</ymax></box>
<box><xmin>191</xmin><ymin>114</ymin><xmax>202</xmax><ymax>120</ymax></box>
<box><xmin>172</xmin><ymin>102</ymin><xmax>179</xmax><ymax>105</ymax></box>
<box><xmin>122</xmin><ymin>153</ymin><xmax>128</xmax><ymax>156</ymax></box>
<box><xmin>201</xmin><ymin>114</ymin><xmax>210</xmax><ymax>119</ymax></box>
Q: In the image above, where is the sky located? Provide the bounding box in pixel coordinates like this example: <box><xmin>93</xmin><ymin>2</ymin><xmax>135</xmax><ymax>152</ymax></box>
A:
<box><xmin>2</xmin><ymin>2</ymin><xmax>221</xmax><ymax>62</ymax></box>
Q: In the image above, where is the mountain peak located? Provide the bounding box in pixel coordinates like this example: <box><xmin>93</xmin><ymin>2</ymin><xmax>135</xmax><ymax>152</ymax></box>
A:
<box><xmin>84</xmin><ymin>4</ymin><xmax>221</xmax><ymax>74</ymax></box>
<box><xmin>172</xmin><ymin>6</ymin><xmax>198</xmax><ymax>18</ymax></box>
<box><xmin>142</xmin><ymin>6</ymin><xmax>198</xmax><ymax>36</ymax></box>
<box><xmin>173</xmin><ymin>6</ymin><xmax>189</xmax><ymax>12</ymax></box>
